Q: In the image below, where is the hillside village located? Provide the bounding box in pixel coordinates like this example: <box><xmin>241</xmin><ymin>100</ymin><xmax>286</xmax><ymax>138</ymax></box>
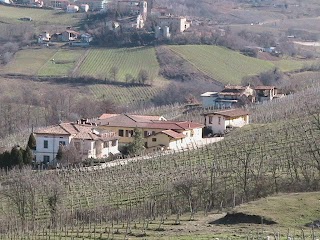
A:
<box><xmin>32</xmin><ymin>83</ymin><xmax>280</xmax><ymax>167</ymax></box>
<box><xmin>1</xmin><ymin>0</ymin><xmax>320</xmax><ymax>239</ymax></box>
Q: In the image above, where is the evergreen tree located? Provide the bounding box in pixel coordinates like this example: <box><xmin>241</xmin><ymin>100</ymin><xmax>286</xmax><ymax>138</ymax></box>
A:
<box><xmin>2</xmin><ymin>151</ymin><xmax>12</xmax><ymax>169</ymax></box>
<box><xmin>23</xmin><ymin>146</ymin><xmax>33</xmax><ymax>165</ymax></box>
<box><xmin>11</xmin><ymin>146</ymin><xmax>23</xmax><ymax>169</ymax></box>
<box><xmin>127</xmin><ymin>128</ymin><xmax>145</xmax><ymax>156</ymax></box>
<box><xmin>56</xmin><ymin>145</ymin><xmax>63</xmax><ymax>162</ymax></box>
<box><xmin>27</xmin><ymin>133</ymin><xmax>36</xmax><ymax>150</ymax></box>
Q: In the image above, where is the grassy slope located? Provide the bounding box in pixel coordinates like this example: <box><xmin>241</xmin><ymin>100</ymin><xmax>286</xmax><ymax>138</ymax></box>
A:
<box><xmin>168</xmin><ymin>45</ymin><xmax>315</xmax><ymax>84</ymax></box>
<box><xmin>234</xmin><ymin>192</ymin><xmax>320</xmax><ymax>228</ymax></box>
<box><xmin>2</xmin><ymin>48</ymin><xmax>58</xmax><ymax>75</ymax></box>
<box><xmin>3</xmin><ymin>48</ymin><xmax>85</xmax><ymax>76</ymax></box>
<box><xmin>38</xmin><ymin>49</ymin><xmax>86</xmax><ymax>76</ymax></box>
<box><xmin>77</xmin><ymin>47</ymin><xmax>160</xmax><ymax>81</ymax></box>
<box><xmin>0</xmin><ymin>5</ymin><xmax>81</xmax><ymax>25</ymax></box>
<box><xmin>168</xmin><ymin>45</ymin><xmax>275</xmax><ymax>84</ymax></box>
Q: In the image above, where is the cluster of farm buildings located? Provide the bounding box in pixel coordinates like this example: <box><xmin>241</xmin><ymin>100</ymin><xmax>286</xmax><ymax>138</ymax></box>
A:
<box><xmin>34</xmin><ymin>84</ymin><xmax>281</xmax><ymax>166</ymax></box>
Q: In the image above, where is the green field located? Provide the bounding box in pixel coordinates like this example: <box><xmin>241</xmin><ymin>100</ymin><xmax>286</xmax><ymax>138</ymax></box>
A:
<box><xmin>90</xmin><ymin>84</ymin><xmax>162</xmax><ymax>105</ymax></box>
<box><xmin>3</xmin><ymin>47</ymin><xmax>161</xmax><ymax>83</ymax></box>
<box><xmin>38</xmin><ymin>49</ymin><xmax>86</xmax><ymax>76</ymax></box>
<box><xmin>0</xmin><ymin>5</ymin><xmax>82</xmax><ymax>25</ymax></box>
<box><xmin>168</xmin><ymin>45</ymin><xmax>275</xmax><ymax>84</ymax></box>
<box><xmin>168</xmin><ymin>45</ymin><xmax>316</xmax><ymax>84</ymax></box>
<box><xmin>77</xmin><ymin>47</ymin><xmax>160</xmax><ymax>81</ymax></box>
<box><xmin>3</xmin><ymin>48</ymin><xmax>57</xmax><ymax>75</ymax></box>
<box><xmin>2</xmin><ymin>48</ymin><xmax>84</xmax><ymax>76</ymax></box>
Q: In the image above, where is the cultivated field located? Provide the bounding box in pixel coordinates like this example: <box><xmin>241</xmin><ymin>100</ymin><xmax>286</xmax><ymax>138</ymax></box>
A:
<box><xmin>2</xmin><ymin>48</ymin><xmax>86</xmax><ymax>76</ymax></box>
<box><xmin>168</xmin><ymin>45</ymin><xmax>275</xmax><ymax>85</ymax></box>
<box><xmin>2</xmin><ymin>48</ymin><xmax>58</xmax><ymax>75</ymax></box>
<box><xmin>168</xmin><ymin>45</ymin><xmax>316</xmax><ymax>84</ymax></box>
<box><xmin>3</xmin><ymin>47</ymin><xmax>161</xmax><ymax>83</ymax></box>
<box><xmin>90</xmin><ymin>83</ymin><xmax>163</xmax><ymax>106</ymax></box>
<box><xmin>38</xmin><ymin>49</ymin><xmax>86</xmax><ymax>76</ymax></box>
<box><xmin>76</xmin><ymin>47</ymin><xmax>160</xmax><ymax>82</ymax></box>
<box><xmin>0</xmin><ymin>5</ymin><xmax>82</xmax><ymax>26</ymax></box>
<box><xmin>1</xmin><ymin>113</ymin><xmax>320</xmax><ymax>239</ymax></box>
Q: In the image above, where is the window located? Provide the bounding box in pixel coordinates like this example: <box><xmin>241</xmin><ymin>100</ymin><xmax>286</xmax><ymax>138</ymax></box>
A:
<box><xmin>144</xmin><ymin>131</ymin><xmax>148</xmax><ymax>137</ymax></box>
<box><xmin>104</xmin><ymin>142</ymin><xmax>109</xmax><ymax>148</ymax></box>
<box><xmin>125</xmin><ymin>130</ymin><xmax>134</xmax><ymax>137</ymax></box>
<box><xmin>118</xmin><ymin>129</ymin><xmax>124</xmax><ymax>137</ymax></box>
<box><xmin>152</xmin><ymin>138</ymin><xmax>157</xmax><ymax>142</ymax></box>
<box><xmin>43</xmin><ymin>155</ymin><xmax>50</xmax><ymax>163</ymax></box>
<box><xmin>74</xmin><ymin>142</ymin><xmax>80</xmax><ymax>151</ymax></box>
<box><xmin>44</xmin><ymin>140</ymin><xmax>48</xmax><ymax>149</ymax></box>
<box><xmin>209</xmin><ymin>116</ymin><xmax>213</xmax><ymax>124</ymax></box>
<box><xmin>111</xmin><ymin>140</ymin><xmax>117</xmax><ymax>146</ymax></box>
<box><xmin>218</xmin><ymin>117</ymin><xmax>221</xmax><ymax>125</ymax></box>
<box><xmin>59</xmin><ymin>141</ymin><xmax>66</xmax><ymax>146</ymax></box>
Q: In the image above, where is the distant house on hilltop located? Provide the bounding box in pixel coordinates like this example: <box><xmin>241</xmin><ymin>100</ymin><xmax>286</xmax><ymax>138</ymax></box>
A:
<box><xmin>201</xmin><ymin>85</ymin><xmax>255</xmax><ymax>108</ymax></box>
<box><xmin>75</xmin><ymin>0</ymin><xmax>110</xmax><ymax>11</ymax></box>
<box><xmin>204</xmin><ymin>109</ymin><xmax>250</xmax><ymax>135</ymax></box>
<box><xmin>201</xmin><ymin>85</ymin><xmax>284</xmax><ymax>108</ymax></box>
<box><xmin>62</xmin><ymin>30</ymin><xmax>80</xmax><ymax>42</ymax></box>
<box><xmin>255</xmin><ymin>85</ymin><xmax>283</xmax><ymax>102</ymax></box>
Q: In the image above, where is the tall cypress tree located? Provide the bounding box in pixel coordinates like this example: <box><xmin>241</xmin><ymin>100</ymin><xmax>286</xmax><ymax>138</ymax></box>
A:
<box><xmin>27</xmin><ymin>133</ymin><xmax>36</xmax><ymax>150</ymax></box>
<box><xmin>127</xmin><ymin>128</ymin><xmax>145</xmax><ymax>156</ymax></box>
<box><xmin>23</xmin><ymin>146</ymin><xmax>33</xmax><ymax>165</ymax></box>
<box><xmin>11</xmin><ymin>146</ymin><xmax>23</xmax><ymax>168</ymax></box>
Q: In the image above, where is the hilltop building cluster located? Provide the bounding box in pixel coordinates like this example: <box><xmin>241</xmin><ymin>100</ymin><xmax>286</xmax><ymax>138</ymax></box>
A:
<box><xmin>34</xmin><ymin>108</ymin><xmax>250</xmax><ymax>166</ymax></box>
<box><xmin>106</xmin><ymin>0</ymin><xmax>191</xmax><ymax>38</ymax></box>
<box><xmin>38</xmin><ymin>29</ymin><xmax>93</xmax><ymax>46</ymax></box>
<box><xmin>201</xmin><ymin>85</ymin><xmax>284</xmax><ymax>109</ymax></box>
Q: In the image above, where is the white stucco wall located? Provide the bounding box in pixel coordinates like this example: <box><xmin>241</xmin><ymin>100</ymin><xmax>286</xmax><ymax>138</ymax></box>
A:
<box><xmin>205</xmin><ymin>115</ymin><xmax>226</xmax><ymax>134</ymax></box>
<box><xmin>100</xmin><ymin>140</ymin><xmax>119</xmax><ymax>158</ymax></box>
<box><xmin>225</xmin><ymin>116</ymin><xmax>247</xmax><ymax>128</ymax></box>
<box><xmin>206</xmin><ymin>115</ymin><xmax>249</xmax><ymax>134</ymax></box>
<box><xmin>35</xmin><ymin>135</ymin><xmax>71</xmax><ymax>163</ymax></box>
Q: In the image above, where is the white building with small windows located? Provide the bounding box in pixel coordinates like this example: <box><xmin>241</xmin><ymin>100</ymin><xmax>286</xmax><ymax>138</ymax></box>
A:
<box><xmin>204</xmin><ymin>109</ymin><xmax>250</xmax><ymax>135</ymax></box>
<box><xmin>34</xmin><ymin>122</ymin><xmax>119</xmax><ymax>165</ymax></box>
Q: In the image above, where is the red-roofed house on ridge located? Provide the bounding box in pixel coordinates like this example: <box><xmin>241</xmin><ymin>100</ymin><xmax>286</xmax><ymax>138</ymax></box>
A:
<box><xmin>34</xmin><ymin>122</ymin><xmax>119</xmax><ymax>165</ymax></box>
<box><xmin>93</xmin><ymin>113</ymin><xmax>204</xmax><ymax>151</ymax></box>
<box><xmin>203</xmin><ymin>109</ymin><xmax>250</xmax><ymax>135</ymax></box>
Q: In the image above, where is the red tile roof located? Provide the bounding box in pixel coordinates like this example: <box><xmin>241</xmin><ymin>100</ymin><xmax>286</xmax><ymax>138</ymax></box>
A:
<box><xmin>96</xmin><ymin>114</ymin><xmax>204</xmax><ymax>130</ymax></box>
<box><xmin>205</xmin><ymin>109</ymin><xmax>250</xmax><ymax>118</ymax></box>
<box><xmin>98</xmin><ymin>113</ymin><xmax>164</xmax><ymax>122</ymax></box>
<box><xmin>158</xmin><ymin>130</ymin><xmax>186</xmax><ymax>139</ymax></box>
<box><xmin>35</xmin><ymin>123</ymin><xmax>118</xmax><ymax>141</ymax></box>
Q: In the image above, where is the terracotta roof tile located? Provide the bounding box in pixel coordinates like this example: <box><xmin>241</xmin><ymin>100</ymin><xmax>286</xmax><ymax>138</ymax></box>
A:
<box><xmin>159</xmin><ymin>130</ymin><xmax>186</xmax><ymax>139</ymax></box>
<box><xmin>96</xmin><ymin>114</ymin><xmax>204</xmax><ymax>130</ymax></box>
<box><xmin>35</xmin><ymin>123</ymin><xmax>118</xmax><ymax>141</ymax></box>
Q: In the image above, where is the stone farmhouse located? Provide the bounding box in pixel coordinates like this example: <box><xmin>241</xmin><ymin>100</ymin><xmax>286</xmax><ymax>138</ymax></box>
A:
<box><xmin>34</xmin><ymin>122</ymin><xmax>119</xmax><ymax>165</ymax></box>
<box><xmin>204</xmin><ymin>109</ymin><xmax>250</xmax><ymax>135</ymax></box>
<box><xmin>93</xmin><ymin>114</ymin><xmax>204</xmax><ymax>152</ymax></box>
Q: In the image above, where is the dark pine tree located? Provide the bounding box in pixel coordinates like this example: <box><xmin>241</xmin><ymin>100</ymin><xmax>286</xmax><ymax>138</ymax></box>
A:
<box><xmin>27</xmin><ymin>133</ymin><xmax>36</xmax><ymax>150</ymax></box>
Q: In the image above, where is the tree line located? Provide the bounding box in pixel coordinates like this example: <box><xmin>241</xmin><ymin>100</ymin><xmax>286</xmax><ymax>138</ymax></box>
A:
<box><xmin>0</xmin><ymin>134</ymin><xmax>35</xmax><ymax>169</ymax></box>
